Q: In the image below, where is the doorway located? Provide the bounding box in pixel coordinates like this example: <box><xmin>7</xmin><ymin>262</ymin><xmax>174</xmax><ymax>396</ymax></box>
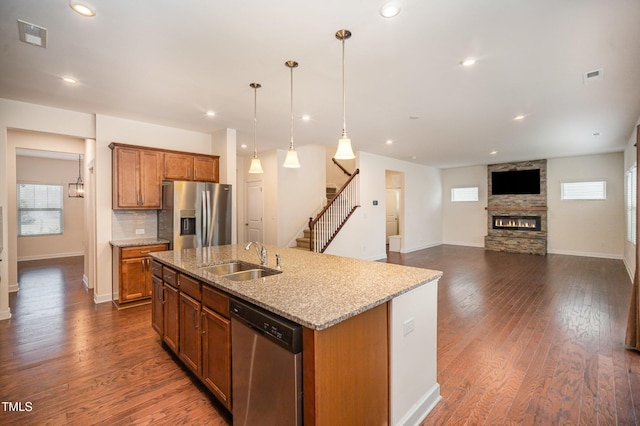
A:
<box><xmin>245</xmin><ymin>180</ymin><xmax>264</xmax><ymax>243</ymax></box>
<box><xmin>385</xmin><ymin>170</ymin><xmax>404</xmax><ymax>252</ymax></box>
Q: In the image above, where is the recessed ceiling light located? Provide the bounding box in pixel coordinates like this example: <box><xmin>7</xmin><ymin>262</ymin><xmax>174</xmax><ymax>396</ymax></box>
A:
<box><xmin>592</xmin><ymin>132</ymin><xmax>601</xmax><ymax>137</ymax></box>
<box><xmin>513</xmin><ymin>115</ymin><xmax>526</xmax><ymax>121</ymax></box>
<box><xmin>206</xmin><ymin>111</ymin><xmax>215</xmax><ymax>117</ymax></box>
<box><xmin>410</xmin><ymin>156</ymin><xmax>417</xmax><ymax>160</ymax></box>
<box><xmin>409</xmin><ymin>115</ymin><xmax>420</xmax><ymax>120</ymax></box>
<box><xmin>380</xmin><ymin>3</ymin><xmax>401</xmax><ymax>18</ymax></box>
<box><xmin>385</xmin><ymin>140</ymin><xmax>393</xmax><ymax>145</ymax></box>
<box><xmin>490</xmin><ymin>150</ymin><xmax>498</xmax><ymax>155</ymax></box>
<box><xmin>461</xmin><ymin>58</ymin><xmax>476</xmax><ymax>67</ymax></box>
<box><xmin>240</xmin><ymin>144</ymin><xmax>248</xmax><ymax>149</ymax></box>
<box><xmin>62</xmin><ymin>76</ymin><xmax>78</xmax><ymax>84</ymax></box>
<box><xmin>302</xmin><ymin>115</ymin><xmax>311</xmax><ymax>121</ymax></box>
<box><xmin>69</xmin><ymin>1</ymin><xmax>96</xmax><ymax>17</ymax></box>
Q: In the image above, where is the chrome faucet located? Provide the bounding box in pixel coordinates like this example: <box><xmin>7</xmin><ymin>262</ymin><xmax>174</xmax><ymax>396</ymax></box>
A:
<box><xmin>245</xmin><ymin>241</ymin><xmax>267</xmax><ymax>266</ymax></box>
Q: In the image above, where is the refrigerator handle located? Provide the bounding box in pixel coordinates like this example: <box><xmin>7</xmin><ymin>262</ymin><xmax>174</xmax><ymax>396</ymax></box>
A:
<box><xmin>206</xmin><ymin>190</ymin><xmax>212</xmax><ymax>246</ymax></box>
<box><xmin>201</xmin><ymin>191</ymin><xmax>208</xmax><ymax>246</ymax></box>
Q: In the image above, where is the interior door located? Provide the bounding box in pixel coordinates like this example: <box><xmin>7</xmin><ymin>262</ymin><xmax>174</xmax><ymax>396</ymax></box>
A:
<box><xmin>385</xmin><ymin>189</ymin><xmax>399</xmax><ymax>240</ymax></box>
<box><xmin>245</xmin><ymin>180</ymin><xmax>263</xmax><ymax>243</ymax></box>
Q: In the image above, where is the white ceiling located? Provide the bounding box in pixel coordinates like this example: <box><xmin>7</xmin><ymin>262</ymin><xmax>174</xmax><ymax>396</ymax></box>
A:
<box><xmin>1</xmin><ymin>0</ymin><xmax>639</xmax><ymax>169</ymax></box>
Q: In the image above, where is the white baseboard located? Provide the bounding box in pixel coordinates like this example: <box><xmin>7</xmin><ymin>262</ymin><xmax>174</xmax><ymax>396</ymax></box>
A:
<box><xmin>17</xmin><ymin>252</ymin><xmax>84</xmax><ymax>262</ymax></box>
<box><xmin>93</xmin><ymin>292</ymin><xmax>113</xmax><ymax>304</ymax></box>
<box><xmin>546</xmin><ymin>249</ymin><xmax>623</xmax><ymax>260</ymax></box>
<box><xmin>401</xmin><ymin>241</ymin><xmax>442</xmax><ymax>254</ymax></box>
<box><xmin>622</xmin><ymin>257</ymin><xmax>634</xmax><ymax>282</ymax></box>
<box><xmin>0</xmin><ymin>308</ymin><xmax>11</xmax><ymax>320</ymax></box>
<box><xmin>396</xmin><ymin>383</ymin><xmax>442</xmax><ymax>426</ymax></box>
<box><xmin>441</xmin><ymin>240</ymin><xmax>485</xmax><ymax>248</ymax></box>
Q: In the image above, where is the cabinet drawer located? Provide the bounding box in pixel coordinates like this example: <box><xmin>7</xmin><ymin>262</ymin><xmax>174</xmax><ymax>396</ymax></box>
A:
<box><xmin>151</xmin><ymin>260</ymin><xmax>163</xmax><ymax>279</ymax></box>
<box><xmin>121</xmin><ymin>244</ymin><xmax>167</xmax><ymax>259</ymax></box>
<box><xmin>163</xmin><ymin>266</ymin><xmax>178</xmax><ymax>287</ymax></box>
<box><xmin>202</xmin><ymin>286</ymin><xmax>229</xmax><ymax>318</ymax></box>
<box><xmin>180</xmin><ymin>274</ymin><xmax>201</xmax><ymax>301</ymax></box>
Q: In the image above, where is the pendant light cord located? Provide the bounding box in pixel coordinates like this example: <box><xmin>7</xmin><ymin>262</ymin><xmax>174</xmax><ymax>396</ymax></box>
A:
<box><xmin>253</xmin><ymin>85</ymin><xmax>258</xmax><ymax>157</ymax></box>
<box><xmin>290</xmin><ymin>65</ymin><xmax>294</xmax><ymax>149</ymax></box>
<box><xmin>342</xmin><ymin>36</ymin><xmax>347</xmax><ymax>136</ymax></box>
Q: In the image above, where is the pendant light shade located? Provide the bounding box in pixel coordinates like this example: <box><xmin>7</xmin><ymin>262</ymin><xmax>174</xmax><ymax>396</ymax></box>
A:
<box><xmin>283</xmin><ymin>60</ymin><xmax>301</xmax><ymax>168</ymax></box>
<box><xmin>68</xmin><ymin>154</ymin><xmax>84</xmax><ymax>198</ymax></box>
<box><xmin>248</xmin><ymin>82</ymin><xmax>264</xmax><ymax>174</ymax></box>
<box><xmin>334</xmin><ymin>29</ymin><xmax>356</xmax><ymax>160</ymax></box>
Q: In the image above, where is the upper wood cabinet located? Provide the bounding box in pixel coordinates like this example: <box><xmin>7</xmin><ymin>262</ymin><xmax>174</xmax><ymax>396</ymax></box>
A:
<box><xmin>111</xmin><ymin>143</ymin><xmax>221</xmax><ymax>210</ymax></box>
<box><xmin>111</xmin><ymin>145</ymin><xmax>163</xmax><ymax>209</ymax></box>
<box><xmin>164</xmin><ymin>152</ymin><xmax>219</xmax><ymax>182</ymax></box>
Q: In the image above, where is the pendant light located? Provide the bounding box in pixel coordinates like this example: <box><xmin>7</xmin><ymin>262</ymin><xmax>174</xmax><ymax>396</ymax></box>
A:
<box><xmin>68</xmin><ymin>154</ymin><xmax>84</xmax><ymax>198</ymax></box>
<box><xmin>283</xmin><ymin>60</ymin><xmax>301</xmax><ymax>168</ymax></box>
<box><xmin>248</xmin><ymin>82</ymin><xmax>264</xmax><ymax>174</ymax></box>
<box><xmin>334</xmin><ymin>29</ymin><xmax>356</xmax><ymax>160</ymax></box>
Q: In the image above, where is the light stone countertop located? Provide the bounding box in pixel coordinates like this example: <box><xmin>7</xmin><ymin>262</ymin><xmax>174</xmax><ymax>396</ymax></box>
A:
<box><xmin>150</xmin><ymin>244</ymin><xmax>442</xmax><ymax>330</ymax></box>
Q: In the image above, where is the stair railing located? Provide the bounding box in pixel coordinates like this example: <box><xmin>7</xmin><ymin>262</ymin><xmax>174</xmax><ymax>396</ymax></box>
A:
<box><xmin>332</xmin><ymin>158</ymin><xmax>352</xmax><ymax>177</ymax></box>
<box><xmin>308</xmin><ymin>168</ymin><xmax>360</xmax><ymax>253</ymax></box>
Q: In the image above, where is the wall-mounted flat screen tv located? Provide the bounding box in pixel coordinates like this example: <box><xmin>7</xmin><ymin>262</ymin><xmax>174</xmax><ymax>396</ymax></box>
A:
<box><xmin>491</xmin><ymin>169</ymin><xmax>540</xmax><ymax>195</ymax></box>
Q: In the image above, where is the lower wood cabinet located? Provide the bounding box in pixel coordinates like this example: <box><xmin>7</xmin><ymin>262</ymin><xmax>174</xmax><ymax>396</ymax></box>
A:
<box><xmin>201</xmin><ymin>302</ymin><xmax>231</xmax><ymax>410</ymax></box>
<box><xmin>162</xmin><ymin>282</ymin><xmax>180</xmax><ymax>353</ymax></box>
<box><xmin>179</xmin><ymin>292</ymin><xmax>202</xmax><ymax>375</ymax></box>
<box><xmin>151</xmin><ymin>269</ymin><xmax>232</xmax><ymax>412</ymax></box>
<box><xmin>113</xmin><ymin>243</ymin><xmax>168</xmax><ymax>306</ymax></box>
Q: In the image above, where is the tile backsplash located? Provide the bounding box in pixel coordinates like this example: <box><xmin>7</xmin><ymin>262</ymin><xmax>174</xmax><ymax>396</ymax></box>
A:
<box><xmin>111</xmin><ymin>210</ymin><xmax>157</xmax><ymax>240</ymax></box>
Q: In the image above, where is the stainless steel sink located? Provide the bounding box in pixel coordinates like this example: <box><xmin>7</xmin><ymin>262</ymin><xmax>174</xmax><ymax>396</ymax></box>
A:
<box><xmin>222</xmin><ymin>268</ymin><xmax>281</xmax><ymax>281</ymax></box>
<box><xmin>198</xmin><ymin>261</ymin><xmax>282</xmax><ymax>281</ymax></box>
<box><xmin>198</xmin><ymin>261</ymin><xmax>257</xmax><ymax>275</ymax></box>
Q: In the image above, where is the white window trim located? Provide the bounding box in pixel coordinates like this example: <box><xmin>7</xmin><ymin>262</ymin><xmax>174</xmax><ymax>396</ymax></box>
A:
<box><xmin>627</xmin><ymin>165</ymin><xmax>636</xmax><ymax>244</ymax></box>
<box><xmin>560</xmin><ymin>179</ymin><xmax>607</xmax><ymax>201</ymax></box>
<box><xmin>451</xmin><ymin>186</ymin><xmax>479</xmax><ymax>202</ymax></box>
<box><xmin>17</xmin><ymin>183</ymin><xmax>64</xmax><ymax>237</ymax></box>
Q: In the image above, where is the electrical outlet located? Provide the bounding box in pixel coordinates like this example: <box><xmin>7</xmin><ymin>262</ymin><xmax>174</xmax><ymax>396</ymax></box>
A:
<box><xmin>135</xmin><ymin>229</ymin><xmax>145</xmax><ymax>235</ymax></box>
<box><xmin>403</xmin><ymin>318</ymin><xmax>415</xmax><ymax>336</ymax></box>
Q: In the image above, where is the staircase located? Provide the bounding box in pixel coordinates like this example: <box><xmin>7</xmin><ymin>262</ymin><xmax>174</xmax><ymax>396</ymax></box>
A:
<box><xmin>294</xmin><ymin>186</ymin><xmax>338</xmax><ymax>250</ymax></box>
<box><xmin>294</xmin><ymin>169</ymin><xmax>360</xmax><ymax>252</ymax></box>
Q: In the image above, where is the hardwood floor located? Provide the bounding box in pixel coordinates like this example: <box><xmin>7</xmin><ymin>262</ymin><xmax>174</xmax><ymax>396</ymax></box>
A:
<box><xmin>387</xmin><ymin>245</ymin><xmax>640</xmax><ymax>425</ymax></box>
<box><xmin>0</xmin><ymin>257</ymin><xmax>231</xmax><ymax>425</ymax></box>
<box><xmin>1</xmin><ymin>247</ymin><xmax>638</xmax><ymax>425</ymax></box>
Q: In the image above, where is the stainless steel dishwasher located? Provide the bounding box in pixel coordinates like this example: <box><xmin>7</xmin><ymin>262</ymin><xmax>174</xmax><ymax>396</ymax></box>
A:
<box><xmin>230</xmin><ymin>298</ymin><xmax>303</xmax><ymax>426</ymax></box>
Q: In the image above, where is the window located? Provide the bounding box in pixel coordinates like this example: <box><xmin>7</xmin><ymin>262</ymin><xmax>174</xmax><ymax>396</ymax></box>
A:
<box><xmin>560</xmin><ymin>180</ymin><xmax>606</xmax><ymax>200</ymax></box>
<box><xmin>17</xmin><ymin>183</ymin><xmax>64</xmax><ymax>236</ymax></box>
<box><xmin>451</xmin><ymin>186</ymin><xmax>479</xmax><ymax>202</ymax></box>
<box><xmin>627</xmin><ymin>166</ymin><xmax>637</xmax><ymax>244</ymax></box>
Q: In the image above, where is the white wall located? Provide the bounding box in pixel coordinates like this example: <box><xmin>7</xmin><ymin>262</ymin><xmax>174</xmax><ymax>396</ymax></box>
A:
<box><xmin>441</xmin><ymin>165</ymin><xmax>488</xmax><ymax>247</ymax></box>
<box><xmin>623</xmin><ymin>120</ymin><xmax>640</xmax><ymax>279</ymax></box>
<box><xmin>277</xmin><ymin>145</ymin><xmax>326</xmax><ymax>246</ymax></box>
<box><xmin>326</xmin><ymin>151</ymin><xmax>443</xmax><ymax>260</ymax></box>
<box><xmin>441</xmin><ymin>153</ymin><xmax>626</xmax><ymax>259</ymax></box>
<box><xmin>547</xmin><ymin>153</ymin><xmax>624</xmax><ymax>258</ymax></box>
<box><xmin>16</xmin><ymin>154</ymin><xmax>85</xmax><ymax>260</ymax></box>
<box><xmin>0</xmin><ymin>99</ymin><xmax>95</xmax><ymax>320</ymax></box>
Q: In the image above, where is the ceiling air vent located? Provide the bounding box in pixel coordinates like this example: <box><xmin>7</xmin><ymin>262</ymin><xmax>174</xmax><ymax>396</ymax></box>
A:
<box><xmin>583</xmin><ymin>68</ymin><xmax>604</xmax><ymax>85</ymax></box>
<box><xmin>17</xmin><ymin>19</ymin><xmax>47</xmax><ymax>48</ymax></box>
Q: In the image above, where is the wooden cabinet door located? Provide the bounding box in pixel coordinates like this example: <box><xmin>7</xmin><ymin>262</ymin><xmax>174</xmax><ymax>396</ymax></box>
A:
<box><xmin>201</xmin><ymin>306</ymin><xmax>232</xmax><ymax>410</ymax></box>
<box><xmin>151</xmin><ymin>275</ymin><xmax>164</xmax><ymax>335</ymax></box>
<box><xmin>163</xmin><ymin>283</ymin><xmax>179</xmax><ymax>353</ymax></box>
<box><xmin>139</xmin><ymin>149</ymin><xmax>163</xmax><ymax>208</ymax></box>
<box><xmin>179</xmin><ymin>293</ymin><xmax>202</xmax><ymax>376</ymax></box>
<box><xmin>164</xmin><ymin>153</ymin><xmax>194</xmax><ymax>180</ymax></box>
<box><xmin>193</xmin><ymin>156</ymin><xmax>219</xmax><ymax>182</ymax></box>
<box><xmin>113</xmin><ymin>146</ymin><xmax>140</xmax><ymax>208</ymax></box>
<box><xmin>120</xmin><ymin>257</ymin><xmax>147</xmax><ymax>302</ymax></box>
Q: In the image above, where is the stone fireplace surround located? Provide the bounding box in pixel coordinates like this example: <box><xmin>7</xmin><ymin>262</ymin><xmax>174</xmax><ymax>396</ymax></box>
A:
<box><xmin>484</xmin><ymin>159</ymin><xmax>547</xmax><ymax>255</ymax></box>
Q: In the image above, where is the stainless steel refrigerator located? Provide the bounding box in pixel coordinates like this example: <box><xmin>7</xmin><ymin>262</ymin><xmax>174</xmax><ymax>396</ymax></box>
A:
<box><xmin>158</xmin><ymin>181</ymin><xmax>232</xmax><ymax>251</ymax></box>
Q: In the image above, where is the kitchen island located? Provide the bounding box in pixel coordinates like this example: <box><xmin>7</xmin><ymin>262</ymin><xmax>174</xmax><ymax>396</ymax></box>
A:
<box><xmin>151</xmin><ymin>244</ymin><xmax>442</xmax><ymax>425</ymax></box>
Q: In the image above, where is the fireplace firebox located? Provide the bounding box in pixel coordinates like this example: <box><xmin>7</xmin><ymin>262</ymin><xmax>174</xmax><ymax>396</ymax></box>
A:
<box><xmin>492</xmin><ymin>215</ymin><xmax>541</xmax><ymax>231</ymax></box>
